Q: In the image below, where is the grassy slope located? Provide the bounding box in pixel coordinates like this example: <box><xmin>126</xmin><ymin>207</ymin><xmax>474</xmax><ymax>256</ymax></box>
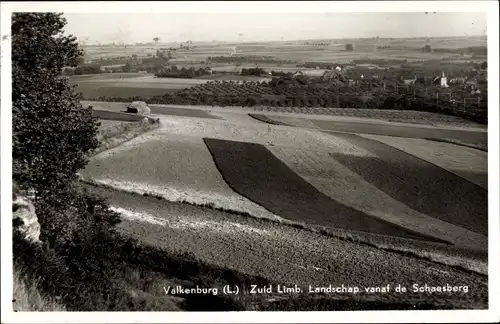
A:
<box><xmin>87</xmin><ymin>184</ymin><xmax>488</xmax><ymax>309</ymax></box>
<box><xmin>13</xmin><ymin>269</ymin><xmax>66</xmax><ymax>312</ymax></box>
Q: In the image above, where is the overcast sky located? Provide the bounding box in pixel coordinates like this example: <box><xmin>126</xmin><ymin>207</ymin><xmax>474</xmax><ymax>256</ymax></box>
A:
<box><xmin>63</xmin><ymin>12</ymin><xmax>487</xmax><ymax>44</ymax></box>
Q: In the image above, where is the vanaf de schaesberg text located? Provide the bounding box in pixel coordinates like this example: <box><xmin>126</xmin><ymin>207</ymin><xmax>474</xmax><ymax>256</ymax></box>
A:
<box><xmin>163</xmin><ymin>284</ymin><xmax>469</xmax><ymax>296</ymax></box>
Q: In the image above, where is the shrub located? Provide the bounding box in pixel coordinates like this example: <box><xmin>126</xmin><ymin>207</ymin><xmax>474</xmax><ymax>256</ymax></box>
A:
<box><xmin>74</xmin><ymin>64</ymin><xmax>102</xmax><ymax>75</ymax></box>
<box><xmin>12</xmin><ymin>13</ymin><xmax>101</xmax><ymax>200</ymax></box>
<box><xmin>240</xmin><ymin>67</ymin><xmax>266</xmax><ymax>76</ymax></box>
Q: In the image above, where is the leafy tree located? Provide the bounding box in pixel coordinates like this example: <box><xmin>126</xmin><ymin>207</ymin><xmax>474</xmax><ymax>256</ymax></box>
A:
<box><xmin>345</xmin><ymin>43</ymin><xmax>354</xmax><ymax>51</ymax></box>
<box><xmin>12</xmin><ymin>13</ymin><xmax>100</xmax><ymax>200</ymax></box>
<box><xmin>422</xmin><ymin>45</ymin><xmax>432</xmax><ymax>52</ymax></box>
<box><xmin>122</xmin><ymin>62</ymin><xmax>136</xmax><ymax>73</ymax></box>
<box><xmin>74</xmin><ymin>64</ymin><xmax>101</xmax><ymax>75</ymax></box>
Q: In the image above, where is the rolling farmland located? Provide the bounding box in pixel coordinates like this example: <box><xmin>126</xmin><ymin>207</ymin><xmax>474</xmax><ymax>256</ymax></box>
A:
<box><xmin>13</xmin><ymin>10</ymin><xmax>493</xmax><ymax>314</ymax></box>
<box><xmin>83</xmin><ymin>108</ymin><xmax>488</xmax><ymax>261</ymax></box>
<box><xmin>70</xmin><ymin>75</ymin><xmax>209</xmax><ymax>98</ymax></box>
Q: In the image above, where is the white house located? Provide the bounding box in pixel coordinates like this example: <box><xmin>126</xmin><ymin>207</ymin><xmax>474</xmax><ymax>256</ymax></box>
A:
<box><xmin>433</xmin><ymin>72</ymin><xmax>449</xmax><ymax>88</ymax></box>
<box><xmin>403</xmin><ymin>75</ymin><xmax>417</xmax><ymax>84</ymax></box>
<box><xmin>440</xmin><ymin>72</ymin><xmax>449</xmax><ymax>87</ymax></box>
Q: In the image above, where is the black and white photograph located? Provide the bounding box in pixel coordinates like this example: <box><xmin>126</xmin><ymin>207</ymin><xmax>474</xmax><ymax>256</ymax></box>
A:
<box><xmin>1</xmin><ymin>1</ymin><xmax>499</xmax><ymax>323</ymax></box>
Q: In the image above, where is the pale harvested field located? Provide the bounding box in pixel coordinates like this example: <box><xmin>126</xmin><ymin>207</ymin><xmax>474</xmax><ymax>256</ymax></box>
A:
<box><xmin>359</xmin><ymin>135</ymin><xmax>488</xmax><ymax>189</ymax></box>
<box><xmin>267</xmin><ymin>145</ymin><xmax>487</xmax><ymax>251</ymax></box>
<box><xmin>81</xmin><ymin>134</ymin><xmax>281</xmax><ymax>221</ymax></box>
<box><xmin>147</xmin><ymin>115</ymin><xmax>379</xmax><ymax>154</ymax></box>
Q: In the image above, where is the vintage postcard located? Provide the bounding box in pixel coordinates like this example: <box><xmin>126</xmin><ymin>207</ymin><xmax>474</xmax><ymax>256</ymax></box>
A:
<box><xmin>1</xmin><ymin>1</ymin><xmax>498</xmax><ymax>323</ymax></box>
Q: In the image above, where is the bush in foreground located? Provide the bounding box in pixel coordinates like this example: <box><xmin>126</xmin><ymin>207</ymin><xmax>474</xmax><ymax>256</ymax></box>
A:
<box><xmin>12</xmin><ymin>13</ymin><xmax>100</xmax><ymax>200</ymax></box>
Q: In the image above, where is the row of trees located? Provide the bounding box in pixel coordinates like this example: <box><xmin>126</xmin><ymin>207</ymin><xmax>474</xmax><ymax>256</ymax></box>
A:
<box><xmin>240</xmin><ymin>67</ymin><xmax>267</xmax><ymax>76</ymax></box>
<box><xmin>90</xmin><ymin>56</ymin><xmax>131</xmax><ymax>66</ymax></box>
<box><xmin>74</xmin><ymin>64</ymin><xmax>102</xmax><ymax>75</ymax></box>
<box><xmin>206</xmin><ymin>55</ymin><xmax>295</xmax><ymax>64</ymax></box>
<box><xmin>155</xmin><ymin>66</ymin><xmax>211</xmax><ymax>78</ymax></box>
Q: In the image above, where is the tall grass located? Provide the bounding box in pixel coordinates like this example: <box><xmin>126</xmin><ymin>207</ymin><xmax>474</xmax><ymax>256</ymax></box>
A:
<box><xmin>13</xmin><ymin>270</ymin><xmax>66</xmax><ymax>312</ymax></box>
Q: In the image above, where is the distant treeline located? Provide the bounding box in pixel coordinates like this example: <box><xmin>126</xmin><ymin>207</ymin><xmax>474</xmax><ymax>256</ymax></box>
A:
<box><xmin>155</xmin><ymin>66</ymin><xmax>212</xmax><ymax>78</ymax></box>
<box><xmin>240</xmin><ymin>67</ymin><xmax>267</xmax><ymax>76</ymax></box>
<box><xmin>299</xmin><ymin>60</ymin><xmax>405</xmax><ymax>70</ymax></box>
<box><xmin>351</xmin><ymin>59</ymin><xmax>408</xmax><ymax>65</ymax></box>
<box><xmin>298</xmin><ymin>62</ymin><xmax>341</xmax><ymax>69</ymax></box>
<box><xmin>432</xmin><ymin>46</ymin><xmax>487</xmax><ymax>56</ymax></box>
<box><xmin>90</xmin><ymin>56</ymin><xmax>132</xmax><ymax>66</ymax></box>
<box><xmin>68</xmin><ymin>64</ymin><xmax>102</xmax><ymax>75</ymax></box>
<box><xmin>207</xmin><ymin>56</ymin><xmax>295</xmax><ymax>64</ymax></box>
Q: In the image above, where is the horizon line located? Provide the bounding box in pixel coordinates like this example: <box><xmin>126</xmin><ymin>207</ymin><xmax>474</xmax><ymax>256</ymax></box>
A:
<box><xmin>81</xmin><ymin>34</ymin><xmax>487</xmax><ymax>46</ymax></box>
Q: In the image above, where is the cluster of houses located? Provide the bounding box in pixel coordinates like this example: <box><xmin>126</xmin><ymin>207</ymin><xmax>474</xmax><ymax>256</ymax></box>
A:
<box><xmin>402</xmin><ymin>72</ymin><xmax>485</xmax><ymax>95</ymax></box>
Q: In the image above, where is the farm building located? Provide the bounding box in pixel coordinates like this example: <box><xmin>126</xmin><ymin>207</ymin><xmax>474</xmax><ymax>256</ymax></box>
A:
<box><xmin>464</xmin><ymin>77</ymin><xmax>479</xmax><ymax>90</ymax></box>
<box><xmin>449</xmin><ymin>77</ymin><xmax>467</xmax><ymax>85</ymax></box>
<box><xmin>464</xmin><ymin>75</ymin><xmax>487</xmax><ymax>89</ymax></box>
<box><xmin>403</xmin><ymin>76</ymin><xmax>416</xmax><ymax>85</ymax></box>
